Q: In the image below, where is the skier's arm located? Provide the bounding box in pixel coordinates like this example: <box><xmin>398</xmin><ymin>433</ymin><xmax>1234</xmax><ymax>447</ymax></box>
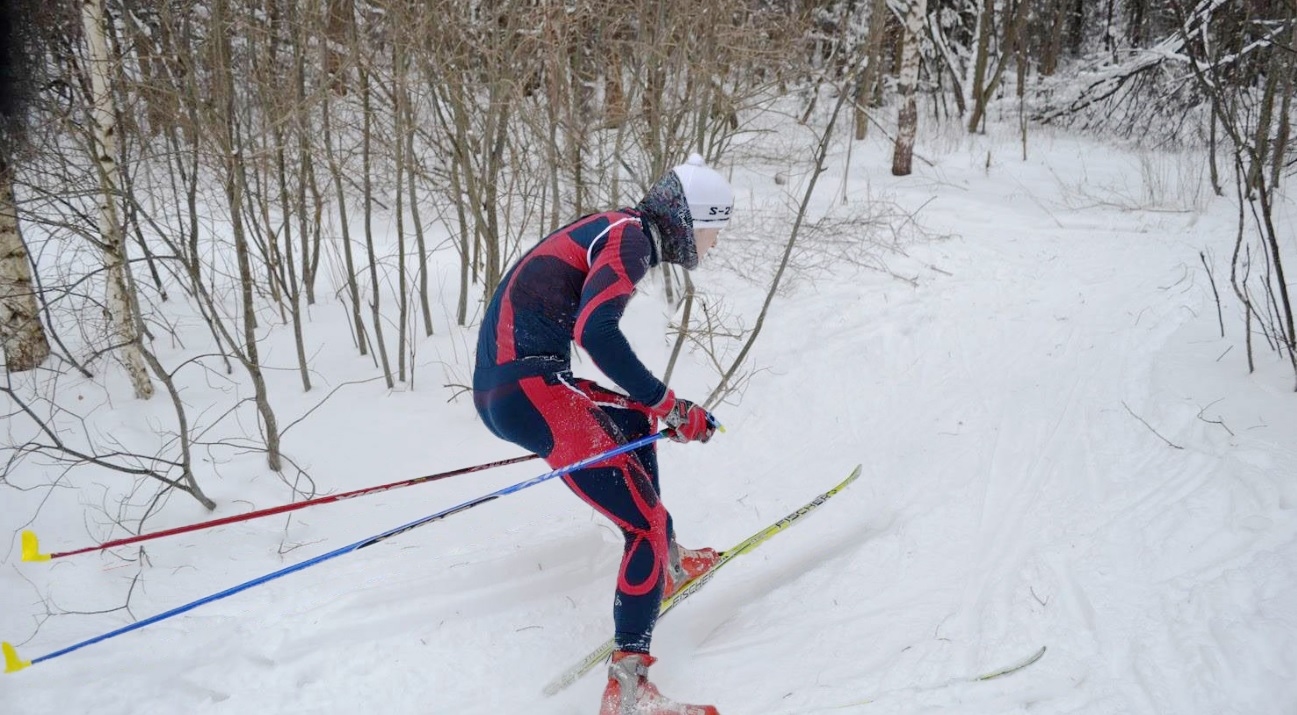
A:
<box><xmin>574</xmin><ymin>224</ymin><xmax>668</xmax><ymax>407</ymax></box>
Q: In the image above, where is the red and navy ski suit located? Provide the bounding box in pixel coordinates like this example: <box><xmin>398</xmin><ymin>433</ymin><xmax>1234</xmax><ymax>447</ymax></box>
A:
<box><xmin>473</xmin><ymin>209</ymin><xmax>672</xmax><ymax>654</ymax></box>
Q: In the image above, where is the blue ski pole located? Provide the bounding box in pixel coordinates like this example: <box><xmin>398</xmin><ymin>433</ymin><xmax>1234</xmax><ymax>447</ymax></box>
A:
<box><xmin>3</xmin><ymin>431</ymin><xmax>667</xmax><ymax>673</ymax></box>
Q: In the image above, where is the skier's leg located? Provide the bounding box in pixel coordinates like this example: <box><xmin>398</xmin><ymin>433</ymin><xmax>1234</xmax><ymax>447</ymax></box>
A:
<box><xmin>565</xmin><ymin>377</ymin><xmax>672</xmax><ymax>539</ymax></box>
<box><xmin>475</xmin><ymin>377</ymin><xmax>717</xmax><ymax>713</ymax></box>
<box><xmin>512</xmin><ymin>375</ymin><xmax>670</xmax><ymax>654</ymax></box>
<box><xmin>566</xmin><ymin>378</ymin><xmax>721</xmax><ymax>589</ymax></box>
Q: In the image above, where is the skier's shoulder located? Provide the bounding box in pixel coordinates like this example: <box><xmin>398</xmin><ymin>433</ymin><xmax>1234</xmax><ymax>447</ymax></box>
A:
<box><xmin>582</xmin><ymin>209</ymin><xmax>649</xmax><ymax>242</ymax></box>
<box><xmin>564</xmin><ymin>209</ymin><xmax>650</xmax><ymax>260</ymax></box>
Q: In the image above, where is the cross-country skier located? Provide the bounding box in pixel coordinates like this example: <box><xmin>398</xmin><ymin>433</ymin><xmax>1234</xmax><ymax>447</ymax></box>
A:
<box><xmin>473</xmin><ymin>154</ymin><xmax>732</xmax><ymax>715</ymax></box>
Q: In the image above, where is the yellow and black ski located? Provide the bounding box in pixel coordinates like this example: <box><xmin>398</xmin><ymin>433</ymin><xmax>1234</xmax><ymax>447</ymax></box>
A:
<box><xmin>542</xmin><ymin>463</ymin><xmax>863</xmax><ymax>696</ymax></box>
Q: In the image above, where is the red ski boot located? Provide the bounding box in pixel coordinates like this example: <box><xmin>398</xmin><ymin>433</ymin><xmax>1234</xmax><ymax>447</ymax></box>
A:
<box><xmin>599</xmin><ymin>651</ymin><xmax>720</xmax><ymax>715</ymax></box>
<box><xmin>665</xmin><ymin>542</ymin><xmax>720</xmax><ymax>595</ymax></box>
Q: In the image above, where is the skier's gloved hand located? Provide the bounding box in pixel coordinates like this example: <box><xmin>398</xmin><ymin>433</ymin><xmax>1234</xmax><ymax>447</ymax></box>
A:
<box><xmin>650</xmin><ymin>390</ymin><xmax>716</xmax><ymax>444</ymax></box>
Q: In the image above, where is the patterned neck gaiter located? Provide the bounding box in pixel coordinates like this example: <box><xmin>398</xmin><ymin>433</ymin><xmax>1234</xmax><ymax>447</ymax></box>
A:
<box><xmin>635</xmin><ymin>171</ymin><xmax>697</xmax><ymax>270</ymax></box>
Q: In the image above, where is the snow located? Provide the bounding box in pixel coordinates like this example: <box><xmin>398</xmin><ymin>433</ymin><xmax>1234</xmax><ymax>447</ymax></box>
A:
<box><xmin>4</xmin><ymin>124</ymin><xmax>1297</xmax><ymax>715</ymax></box>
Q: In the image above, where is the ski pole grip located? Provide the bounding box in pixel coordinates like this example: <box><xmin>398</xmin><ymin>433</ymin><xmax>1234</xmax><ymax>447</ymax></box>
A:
<box><xmin>705</xmin><ymin>412</ymin><xmax>726</xmax><ymax>434</ymax></box>
<box><xmin>21</xmin><ymin>531</ymin><xmax>49</xmax><ymax>562</ymax></box>
<box><xmin>3</xmin><ymin>642</ymin><xmax>30</xmax><ymax>673</ymax></box>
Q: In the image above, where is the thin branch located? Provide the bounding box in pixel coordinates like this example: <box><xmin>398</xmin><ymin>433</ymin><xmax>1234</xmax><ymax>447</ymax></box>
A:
<box><xmin>1121</xmin><ymin>400</ymin><xmax>1184</xmax><ymax>450</ymax></box>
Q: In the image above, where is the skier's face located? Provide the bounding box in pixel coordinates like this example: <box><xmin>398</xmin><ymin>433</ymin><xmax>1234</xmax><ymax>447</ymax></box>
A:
<box><xmin>695</xmin><ymin>228</ymin><xmax>720</xmax><ymax>261</ymax></box>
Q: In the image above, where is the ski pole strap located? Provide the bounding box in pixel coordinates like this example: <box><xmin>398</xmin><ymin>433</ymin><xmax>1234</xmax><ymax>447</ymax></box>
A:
<box><xmin>4</xmin><ymin>431</ymin><xmax>667</xmax><ymax>671</ymax></box>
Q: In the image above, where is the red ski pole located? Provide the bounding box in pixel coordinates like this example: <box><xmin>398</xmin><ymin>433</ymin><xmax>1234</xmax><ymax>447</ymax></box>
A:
<box><xmin>5</xmin><ymin>432</ymin><xmax>666</xmax><ymax>673</ymax></box>
<box><xmin>21</xmin><ymin>452</ymin><xmax>540</xmax><ymax>562</ymax></box>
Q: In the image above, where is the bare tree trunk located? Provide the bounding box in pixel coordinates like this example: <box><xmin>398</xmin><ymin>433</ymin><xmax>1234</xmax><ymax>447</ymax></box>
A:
<box><xmin>567</xmin><ymin>22</ymin><xmax>591</xmax><ymax>216</ymax></box>
<box><xmin>451</xmin><ymin>154</ymin><xmax>471</xmax><ymax>327</ymax></box>
<box><xmin>1065</xmin><ymin>0</ymin><xmax>1085</xmax><ymax>57</ymax></box>
<box><xmin>237</xmin><ymin>115</ymin><xmax>284</xmax><ymax>315</ymax></box>
<box><xmin>275</xmin><ymin>124</ymin><xmax>311</xmax><ymax>392</ymax></box>
<box><xmin>893</xmin><ymin>0</ymin><xmax>926</xmax><ymax>176</ymax></box>
<box><xmin>1208</xmin><ymin>97</ymin><xmax>1222</xmax><ymax>195</ymax></box>
<box><xmin>136</xmin><ymin>342</ymin><xmax>216</xmax><ymax>510</ymax></box>
<box><xmin>163</xmin><ymin>15</ymin><xmax>234</xmax><ymax>376</ymax></box>
<box><xmin>440</xmin><ymin>81</ymin><xmax>485</xmax><ymax>306</ymax></box>
<box><xmin>1104</xmin><ymin>0</ymin><xmax>1118</xmax><ymax>59</ymax></box>
<box><xmin>324</xmin><ymin>0</ymin><xmax>352</xmax><ymax>93</ymax></box>
<box><xmin>610</xmin><ymin>112</ymin><xmax>629</xmax><ymax>207</ymax></box>
<box><xmin>1249</xmin><ymin>56</ymin><xmax>1280</xmax><ymax>194</ymax></box>
<box><xmin>926</xmin><ymin>7</ymin><xmax>967</xmax><ymax>118</ymax></box>
<box><xmin>855</xmin><ymin>0</ymin><xmax>889</xmax><ymax>140</ymax></box>
<box><xmin>393</xmin><ymin>42</ymin><xmax>409</xmax><ymax>383</ymax></box>
<box><xmin>421</xmin><ymin>73</ymin><xmax>470</xmax><ymax>326</ymax></box>
<box><xmin>543</xmin><ymin>19</ymin><xmax>565</xmax><ymax>226</ymax></box>
<box><xmin>967</xmin><ymin>0</ymin><xmax>995</xmax><ymax>133</ymax></box>
<box><xmin>605</xmin><ymin>45</ymin><xmax>627</xmax><ymax>126</ymax></box>
<box><xmin>0</xmin><ymin>154</ymin><xmax>50</xmax><ymax>371</ymax></box>
<box><xmin>359</xmin><ymin>65</ymin><xmax>394</xmax><ymax>388</ymax></box>
<box><xmin>1015</xmin><ymin>0</ymin><xmax>1029</xmax><ymax>159</ymax></box>
<box><xmin>1230</xmin><ymin>179</ymin><xmax>1256</xmax><ymax>374</ymax></box>
<box><xmin>171</xmin><ymin>32</ymin><xmax>206</xmax><ymax>286</ymax></box>
<box><xmin>1128</xmin><ymin>0</ymin><xmax>1150</xmax><ymax>48</ymax></box>
<box><xmin>291</xmin><ymin>5</ymin><xmax>320</xmax><ymax>305</ymax></box>
<box><xmin>278</xmin><ymin>0</ymin><xmax>316</xmax><ymax>386</ymax></box>
<box><xmin>213</xmin><ymin>0</ymin><xmax>281</xmax><ymax>470</ymax></box>
<box><xmin>404</xmin><ymin>78</ymin><xmax>433</xmax><ymax>337</ymax></box>
<box><xmin>1268</xmin><ymin>23</ymin><xmax>1296</xmax><ymax>192</ymax></box>
<box><xmin>1256</xmin><ymin>182</ymin><xmax>1297</xmax><ymax>384</ymax></box>
<box><xmin>1043</xmin><ymin>0</ymin><xmax>1066</xmax><ymax>76</ymax></box>
<box><xmin>481</xmin><ymin>85</ymin><xmax>510</xmax><ymax>298</ymax></box>
<box><xmin>83</xmin><ymin>0</ymin><xmax>153</xmax><ymax>399</ymax></box>
<box><xmin>303</xmin><ymin>147</ymin><xmax>324</xmax><ymax>304</ymax></box>
<box><xmin>321</xmin><ymin>71</ymin><xmax>368</xmax><ymax>355</ymax></box>
<box><xmin>642</xmin><ymin>1</ymin><xmax>669</xmax><ymax>177</ymax></box>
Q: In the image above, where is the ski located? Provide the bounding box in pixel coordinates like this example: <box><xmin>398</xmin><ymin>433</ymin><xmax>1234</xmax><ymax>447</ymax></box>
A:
<box><xmin>542</xmin><ymin>463</ymin><xmax>864</xmax><ymax>696</ymax></box>
<box><xmin>975</xmin><ymin>645</ymin><xmax>1047</xmax><ymax>681</ymax></box>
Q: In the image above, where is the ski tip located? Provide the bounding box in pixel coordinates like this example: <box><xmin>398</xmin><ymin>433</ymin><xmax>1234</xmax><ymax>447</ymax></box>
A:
<box><xmin>976</xmin><ymin>645</ymin><xmax>1048</xmax><ymax>681</ymax></box>
<box><xmin>3</xmin><ymin>642</ymin><xmax>31</xmax><ymax>673</ymax></box>
<box><xmin>21</xmin><ymin>531</ymin><xmax>50</xmax><ymax>562</ymax></box>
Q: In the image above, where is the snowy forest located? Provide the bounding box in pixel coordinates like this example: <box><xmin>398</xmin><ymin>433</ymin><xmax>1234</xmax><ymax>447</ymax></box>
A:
<box><xmin>2</xmin><ymin>0</ymin><xmax>1296</xmax><ymax>713</ymax></box>
<box><xmin>3</xmin><ymin>0</ymin><xmax>1292</xmax><ymax>512</ymax></box>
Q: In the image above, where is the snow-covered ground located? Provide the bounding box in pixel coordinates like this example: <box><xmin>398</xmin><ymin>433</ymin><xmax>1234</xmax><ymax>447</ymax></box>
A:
<box><xmin>3</xmin><ymin>126</ymin><xmax>1296</xmax><ymax>715</ymax></box>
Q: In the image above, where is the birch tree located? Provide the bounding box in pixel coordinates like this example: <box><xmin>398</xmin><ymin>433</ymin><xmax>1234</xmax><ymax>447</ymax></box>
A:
<box><xmin>893</xmin><ymin>0</ymin><xmax>927</xmax><ymax>176</ymax></box>
<box><xmin>0</xmin><ymin>155</ymin><xmax>49</xmax><ymax>372</ymax></box>
<box><xmin>0</xmin><ymin>0</ymin><xmax>50</xmax><ymax>372</ymax></box>
<box><xmin>82</xmin><ymin>0</ymin><xmax>153</xmax><ymax>398</ymax></box>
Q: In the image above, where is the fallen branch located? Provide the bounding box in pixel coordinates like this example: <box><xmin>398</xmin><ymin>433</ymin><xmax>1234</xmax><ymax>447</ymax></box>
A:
<box><xmin>1122</xmin><ymin>401</ymin><xmax>1184</xmax><ymax>450</ymax></box>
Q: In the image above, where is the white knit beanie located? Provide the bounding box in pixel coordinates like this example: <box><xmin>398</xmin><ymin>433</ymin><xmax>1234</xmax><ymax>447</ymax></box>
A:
<box><xmin>672</xmin><ymin>154</ymin><xmax>733</xmax><ymax>228</ymax></box>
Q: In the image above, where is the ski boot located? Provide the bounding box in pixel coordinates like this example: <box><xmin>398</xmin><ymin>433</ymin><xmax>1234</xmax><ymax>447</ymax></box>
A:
<box><xmin>665</xmin><ymin>542</ymin><xmax>720</xmax><ymax>596</ymax></box>
<box><xmin>599</xmin><ymin>651</ymin><xmax>720</xmax><ymax>715</ymax></box>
